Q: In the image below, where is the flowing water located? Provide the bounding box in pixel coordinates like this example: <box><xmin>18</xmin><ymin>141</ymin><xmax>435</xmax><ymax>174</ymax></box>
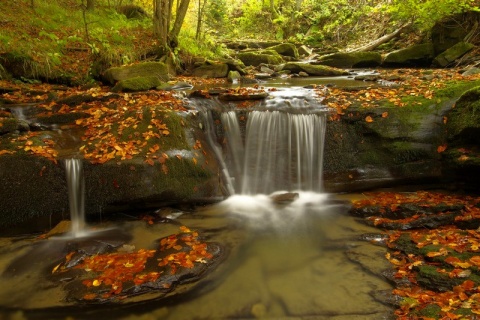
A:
<box><xmin>64</xmin><ymin>158</ymin><xmax>86</xmax><ymax>237</ymax></box>
<box><xmin>0</xmin><ymin>86</ymin><xmax>394</xmax><ymax>319</ymax></box>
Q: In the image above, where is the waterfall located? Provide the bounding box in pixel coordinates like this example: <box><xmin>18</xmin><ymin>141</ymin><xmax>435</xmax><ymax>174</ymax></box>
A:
<box><xmin>204</xmin><ymin>88</ymin><xmax>328</xmax><ymax>195</ymax></box>
<box><xmin>65</xmin><ymin>158</ymin><xmax>86</xmax><ymax>236</ymax></box>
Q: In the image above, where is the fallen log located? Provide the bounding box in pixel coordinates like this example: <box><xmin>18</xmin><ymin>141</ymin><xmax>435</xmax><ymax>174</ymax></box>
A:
<box><xmin>348</xmin><ymin>22</ymin><xmax>413</xmax><ymax>53</ymax></box>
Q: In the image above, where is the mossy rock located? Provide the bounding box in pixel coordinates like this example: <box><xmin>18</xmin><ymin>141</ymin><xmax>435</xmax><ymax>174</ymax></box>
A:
<box><xmin>266</xmin><ymin>43</ymin><xmax>299</xmax><ymax>59</ymax></box>
<box><xmin>111</xmin><ymin>76</ymin><xmax>162</xmax><ymax>92</ymax></box>
<box><xmin>237</xmin><ymin>51</ymin><xmax>284</xmax><ymax>67</ymax></box>
<box><xmin>192</xmin><ymin>62</ymin><xmax>229</xmax><ymax>78</ymax></box>
<box><xmin>0</xmin><ymin>117</ymin><xmax>29</xmax><ymax>134</ymax></box>
<box><xmin>383</xmin><ymin>43</ymin><xmax>435</xmax><ymax>67</ymax></box>
<box><xmin>446</xmin><ymin>86</ymin><xmax>480</xmax><ymax>142</ymax></box>
<box><xmin>433</xmin><ymin>42</ymin><xmax>475</xmax><ymax>67</ymax></box>
<box><xmin>416</xmin><ymin>265</ymin><xmax>480</xmax><ymax>292</ymax></box>
<box><xmin>103</xmin><ymin>62</ymin><xmax>170</xmax><ymax>85</ymax></box>
<box><xmin>317</xmin><ymin>52</ymin><xmax>382</xmax><ymax>68</ymax></box>
<box><xmin>281</xmin><ymin>62</ymin><xmax>348</xmax><ymax>76</ymax></box>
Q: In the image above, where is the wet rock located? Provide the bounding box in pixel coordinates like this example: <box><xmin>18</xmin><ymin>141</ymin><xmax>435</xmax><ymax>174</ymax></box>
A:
<box><xmin>281</xmin><ymin>62</ymin><xmax>348</xmax><ymax>76</ymax></box>
<box><xmin>54</xmin><ymin>231</ymin><xmax>225</xmax><ymax>304</ymax></box>
<box><xmin>346</xmin><ymin>244</ymin><xmax>391</xmax><ymax>277</ymax></box>
<box><xmin>270</xmin><ymin>192</ymin><xmax>299</xmax><ymax>205</ymax></box>
<box><xmin>219</xmin><ymin>92</ymin><xmax>268</xmax><ymax>101</ymax></box>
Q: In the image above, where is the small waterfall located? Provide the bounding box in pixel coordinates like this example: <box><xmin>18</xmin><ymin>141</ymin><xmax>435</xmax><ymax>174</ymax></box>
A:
<box><xmin>65</xmin><ymin>158</ymin><xmax>86</xmax><ymax>236</ymax></box>
<box><xmin>239</xmin><ymin>110</ymin><xmax>326</xmax><ymax>194</ymax></box>
<box><xmin>203</xmin><ymin>88</ymin><xmax>328</xmax><ymax>195</ymax></box>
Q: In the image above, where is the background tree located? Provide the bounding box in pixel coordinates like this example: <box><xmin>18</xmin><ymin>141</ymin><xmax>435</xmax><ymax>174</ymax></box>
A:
<box><xmin>153</xmin><ymin>0</ymin><xmax>191</xmax><ymax>51</ymax></box>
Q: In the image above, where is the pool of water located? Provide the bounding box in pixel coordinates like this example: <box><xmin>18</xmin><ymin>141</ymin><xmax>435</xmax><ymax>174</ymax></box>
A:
<box><xmin>0</xmin><ymin>193</ymin><xmax>393</xmax><ymax>320</ymax></box>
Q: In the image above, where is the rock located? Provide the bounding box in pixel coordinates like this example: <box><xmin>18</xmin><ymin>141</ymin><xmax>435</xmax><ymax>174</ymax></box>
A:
<box><xmin>0</xmin><ymin>117</ymin><xmax>29</xmax><ymax>134</ymax></box>
<box><xmin>266</xmin><ymin>43</ymin><xmax>299</xmax><ymax>59</ymax></box>
<box><xmin>227</xmin><ymin>70</ymin><xmax>242</xmax><ymax>83</ymax></box>
<box><xmin>433</xmin><ymin>42</ymin><xmax>475</xmax><ymax>67</ymax></box>
<box><xmin>298</xmin><ymin>45</ymin><xmax>313</xmax><ymax>57</ymax></box>
<box><xmin>317</xmin><ymin>52</ymin><xmax>382</xmax><ymax>68</ymax></box>
<box><xmin>431</xmin><ymin>11</ymin><xmax>480</xmax><ymax>55</ymax></box>
<box><xmin>260</xmin><ymin>65</ymin><xmax>274</xmax><ymax>74</ymax></box>
<box><xmin>383</xmin><ymin>43</ymin><xmax>435</xmax><ymax>68</ymax></box>
<box><xmin>345</xmin><ymin>244</ymin><xmax>390</xmax><ymax>277</ymax></box>
<box><xmin>462</xmin><ymin>67</ymin><xmax>480</xmax><ymax>77</ymax></box>
<box><xmin>192</xmin><ymin>61</ymin><xmax>229</xmax><ymax>78</ymax></box>
<box><xmin>280</xmin><ymin>62</ymin><xmax>348</xmax><ymax>76</ymax></box>
<box><xmin>223</xmin><ymin>59</ymin><xmax>247</xmax><ymax>75</ymax></box>
<box><xmin>111</xmin><ymin>76</ymin><xmax>162</xmax><ymax>92</ymax></box>
<box><xmin>103</xmin><ymin>62</ymin><xmax>170</xmax><ymax>85</ymax></box>
<box><xmin>443</xmin><ymin>86</ymin><xmax>480</xmax><ymax>187</ymax></box>
<box><xmin>219</xmin><ymin>92</ymin><xmax>268</xmax><ymax>101</ymax></box>
<box><xmin>237</xmin><ymin>51</ymin><xmax>284</xmax><ymax>67</ymax></box>
<box><xmin>254</xmin><ymin>73</ymin><xmax>272</xmax><ymax>79</ymax></box>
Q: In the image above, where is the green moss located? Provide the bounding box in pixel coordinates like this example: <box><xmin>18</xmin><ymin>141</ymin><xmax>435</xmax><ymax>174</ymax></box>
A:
<box><xmin>416</xmin><ymin>304</ymin><xmax>442</xmax><ymax>319</ymax></box>
<box><xmin>446</xmin><ymin>86</ymin><xmax>480</xmax><ymax>140</ymax></box>
<box><xmin>160</xmin><ymin>112</ymin><xmax>189</xmax><ymax>150</ymax></box>
<box><xmin>111</xmin><ymin>76</ymin><xmax>162</xmax><ymax>92</ymax></box>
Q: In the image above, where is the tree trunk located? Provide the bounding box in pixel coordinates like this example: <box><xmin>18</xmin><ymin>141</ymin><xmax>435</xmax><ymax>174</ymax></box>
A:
<box><xmin>348</xmin><ymin>22</ymin><xmax>413</xmax><ymax>52</ymax></box>
<box><xmin>170</xmin><ymin>0</ymin><xmax>191</xmax><ymax>46</ymax></box>
<box><xmin>86</xmin><ymin>0</ymin><xmax>94</xmax><ymax>11</ymax></box>
<box><xmin>153</xmin><ymin>0</ymin><xmax>171</xmax><ymax>49</ymax></box>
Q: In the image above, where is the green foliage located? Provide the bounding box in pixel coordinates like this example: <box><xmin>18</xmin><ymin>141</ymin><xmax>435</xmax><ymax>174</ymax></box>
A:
<box><xmin>385</xmin><ymin>0</ymin><xmax>479</xmax><ymax>30</ymax></box>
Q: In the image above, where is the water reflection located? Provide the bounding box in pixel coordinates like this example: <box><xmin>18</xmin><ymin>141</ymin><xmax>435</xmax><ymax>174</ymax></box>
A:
<box><xmin>0</xmin><ymin>194</ymin><xmax>393</xmax><ymax>319</ymax></box>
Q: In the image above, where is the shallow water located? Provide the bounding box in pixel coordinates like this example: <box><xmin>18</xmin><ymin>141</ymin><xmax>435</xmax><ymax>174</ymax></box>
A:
<box><xmin>0</xmin><ymin>193</ymin><xmax>393</xmax><ymax>320</ymax></box>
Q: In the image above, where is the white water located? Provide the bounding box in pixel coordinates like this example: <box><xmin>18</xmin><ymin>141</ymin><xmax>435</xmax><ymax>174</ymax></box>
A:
<box><xmin>64</xmin><ymin>158</ymin><xmax>86</xmax><ymax>236</ymax></box>
<box><xmin>219</xmin><ymin>89</ymin><xmax>327</xmax><ymax>195</ymax></box>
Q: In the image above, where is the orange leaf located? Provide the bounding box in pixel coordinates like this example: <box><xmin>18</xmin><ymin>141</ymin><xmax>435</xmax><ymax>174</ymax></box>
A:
<box><xmin>365</xmin><ymin>116</ymin><xmax>374</xmax><ymax>123</ymax></box>
<box><xmin>381</xmin><ymin>112</ymin><xmax>388</xmax><ymax>118</ymax></box>
<box><xmin>437</xmin><ymin>144</ymin><xmax>447</xmax><ymax>153</ymax></box>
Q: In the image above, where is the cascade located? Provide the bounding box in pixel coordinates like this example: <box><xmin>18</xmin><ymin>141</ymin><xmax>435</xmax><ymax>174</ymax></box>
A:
<box><xmin>64</xmin><ymin>158</ymin><xmax>86</xmax><ymax>236</ymax></box>
<box><xmin>215</xmin><ymin>88</ymin><xmax>327</xmax><ymax>195</ymax></box>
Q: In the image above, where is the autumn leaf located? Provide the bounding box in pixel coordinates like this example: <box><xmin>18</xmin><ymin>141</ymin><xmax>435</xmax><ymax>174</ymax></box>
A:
<box><xmin>382</xmin><ymin>112</ymin><xmax>388</xmax><ymax>118</ymax></box>
<box><xmin>437</xmin><ymin>144</ymin><xmax>447</xmax><ymax>153</ymax></box>
<box><xmin>365</xmin><ymin>116</ymin><xmax>374</xmax><ymax>123</ymax></box>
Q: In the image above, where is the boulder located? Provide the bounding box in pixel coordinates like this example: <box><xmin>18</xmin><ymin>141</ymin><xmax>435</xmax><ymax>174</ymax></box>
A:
<box><xmin>227</xmin><ymin>70</ymin><xmax>241</xmax><ymax>83</ymax></box>
<box><xmin>433</xmin><ymin>42</ymin><xmax>475</xmax><ymax>67</ymax></box>
<box><xmin>192</xmin><ymin>62</ymin><xmax>229</xmax><ymax>78</ymax></box>
<box><xmin>317</xmin><ymin>52</ymin><xmax>382</xmax><ymax>68</ymax></box>
<box><xmin>103</xmin><ymin>62</ymin><xmax>170</xmax><ymax>85</ymax></box>
<box><xmin>266</xmin><ymin>43</ymin><xmax>299</xmax><ymax>59</ymax></box>
<box><xmin>383</xmin><ymin>43</ymin><xmax>435</xmax><ymax>68</ymax></box>
<box><xmin>280</xmin><ymin>62</ymin><xmax>349</xmax><ymax>76</ymax></box>
<box><xmin>431</xmin><ymin>11</ymin><xmax>480</xmax><ymax>55</ymax></box>
<box><xmin>237</xmin><ymin>51</ymin><xmax>284</xmax><ymax>67</ymax></box>
<box><xmin>443</xmin><ymin>86</ymin><xmax>480</xmax><ymax>187</ymax></box>
<box><xmin>111</xmin><ymin>76</ymin><xmax>162</xmax><ymax>92</ymax></box>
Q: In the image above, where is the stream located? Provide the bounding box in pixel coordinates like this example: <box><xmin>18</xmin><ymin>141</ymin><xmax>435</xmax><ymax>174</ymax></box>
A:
<box><xmin>0</xmin><ymin>71</ymin><xmax>396</xmax><ymax>319</ymax></box>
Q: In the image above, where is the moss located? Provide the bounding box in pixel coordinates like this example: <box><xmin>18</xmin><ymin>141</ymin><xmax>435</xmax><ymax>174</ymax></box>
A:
<box><xmin>446</xmin><ymin>86</ymin><xmax>480</xmax><ymax>140</ymax></box>
<box><xmin>267</xmin><ymin>43</ymin><xmax>299</xmax><ymax>59</ymax></box>
<box><xmin>36</xmin><ymin>112</ymin><xmax>87</xmax><ymax>125</ymax></box>
<box><xmin>237</xmin><ymin>51</ymin><xmax>284</xmax><ymax>67</ymax></box>
<box><xmin>318</xmin><ymin>52</ymin><xmax>382</xmax><ymax>68</ymax></box>
<box><xmin>111</xmin><ymin>76</ymin><xmax>162</xmax><ymax>92</ymax></box>
<box><xmin>282</xmin><ymin>62</ymin><xmax>348</xmax><ymax>76</ymax></box>
<box><xmin>159</xmin><ymin>112</ymin><xmax>189</xmax><ymax>150</ymax></box>
<box><xmin>0</xmin><ymin>117</ymin><xmax>20</xmax><ymax>133</ymax></box>
<box><xmin>416</xmin><ymin>304</ymin><xmax>442</xmax><ymax>319</ymax></box>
